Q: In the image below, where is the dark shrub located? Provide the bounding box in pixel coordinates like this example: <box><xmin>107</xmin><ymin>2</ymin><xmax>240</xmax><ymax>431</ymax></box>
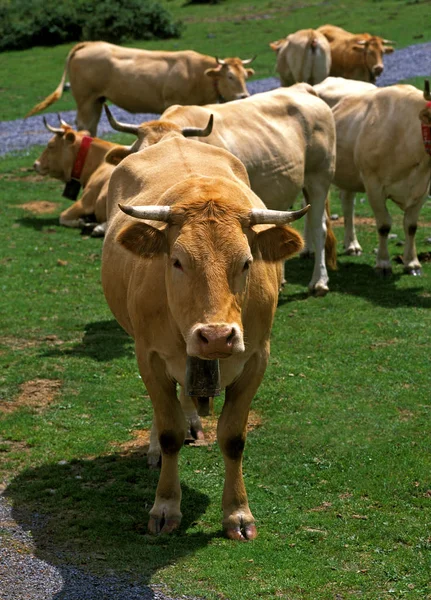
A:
<box><xmin>0</xmin><ymin>0</ymin><xmax>182</xmax><ymax>52</ymax></box>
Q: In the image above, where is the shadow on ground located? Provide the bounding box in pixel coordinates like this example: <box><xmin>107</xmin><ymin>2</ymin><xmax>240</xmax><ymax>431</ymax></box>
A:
<box><xmin>283</xmin><ymin>254</ymin><xmax>431</xmax><ymax>308</ymax></box>
<box><xmin>42</xmin><ymin>319</ymin><xmax>134</xmax><ymax>362</ymax></box>
<box><xmin>5</xmin><ymin>450</ymin><xmax>213</xmax><ymax>599</ymax></box>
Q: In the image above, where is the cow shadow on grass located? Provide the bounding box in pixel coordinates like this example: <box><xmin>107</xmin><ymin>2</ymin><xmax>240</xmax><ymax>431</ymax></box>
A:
<box><xmin>283</xmin><ymin>255</ymin><xmax>431</xmax><ymax>309</ymax></box>
<box><xmin>5</xmin><ymin>450</ymin><xmax>213</xmax><ymax>599</ymax></box>
<box><xmin>16</xmin><ymin>215</ymin><xmax>62</xmax><ymax>231</ymax></box>
<box><xmin>42</xmin><ymin>319</ymin><xmax>134</xmax><ymax>362</ymax></box>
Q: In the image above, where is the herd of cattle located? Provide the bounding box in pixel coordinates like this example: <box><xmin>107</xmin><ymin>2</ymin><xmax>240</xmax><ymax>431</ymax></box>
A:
<box><xmin>26</xmin><ymin>24</ymin><xmax>431</xmax><ymax>539</ymax></box>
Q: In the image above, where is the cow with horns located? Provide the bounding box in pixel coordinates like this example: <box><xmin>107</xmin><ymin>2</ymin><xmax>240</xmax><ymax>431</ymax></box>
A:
<box><xmin>26</xmin><ymin>41</ymin><xmax>256</xmax><ymax>135</ymax></box>
<box><xmin>102</xmin><ymin>119</ymin><xmax>308</xmax><ymax>539</ymax></box>
<box><xmin>317</xmin><ymin>24</ymin><xmax>394</xmax><ymax>83</ymax></box>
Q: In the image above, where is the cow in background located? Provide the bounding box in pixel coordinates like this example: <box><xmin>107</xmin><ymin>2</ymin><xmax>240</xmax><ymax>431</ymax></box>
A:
<box><xmin>105</xmin><ymin>84</ymin><xmax>337</xmax><ymax>296</ymax></box>
<box><xmin>270</xmin><ymin>29</ymin><xmax>331</xmax><ymax>86</ymax></box>
<box><xmin>315</xmin><ymin>79</ymin><xmax>431</xmax><ymax>275</ymax></box>
<box><xmin>102</xmin><ymin>120</ymin><xmax>308</xmax><ymax>539</ymax></box>
<box><xmin>317</xmin><ymin>24</ymin><xmax>394</xmax><ymax>83</ymax></box>
<box><xmin>26</xmin><ymin>42</ymin><xmax>255</xmax><ymax>135</ymax></box>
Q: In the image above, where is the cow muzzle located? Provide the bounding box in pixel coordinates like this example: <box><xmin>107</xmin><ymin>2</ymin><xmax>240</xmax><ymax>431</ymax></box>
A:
<box><xmin>187</xmin><ymin>323</ymin><xmax>244</xmax><ymax>359</ymax></box>
<box><xmin>373</xmin><ymin>64</ymin><xmax>384</xmax><ymax>76</ymax></box>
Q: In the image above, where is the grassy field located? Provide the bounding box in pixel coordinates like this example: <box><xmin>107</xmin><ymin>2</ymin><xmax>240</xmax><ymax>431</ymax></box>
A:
<box><xmin>1</xmin><ymin>1</ymin><xmax>431</xmax><ymax>599</ymax></box>
<box><xmin>1</xmin><ymin>0</ymin><xmax>431</xmax><ymax>121</ymax></box>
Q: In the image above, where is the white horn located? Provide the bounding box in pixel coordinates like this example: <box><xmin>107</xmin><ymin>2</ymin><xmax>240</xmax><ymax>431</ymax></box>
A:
<box><xmin>104</xmin><ymin>104</ymin><xmax>139</xmax><ymax>135</ymax></box>
<box><xmin>241</xmin><ymin>55</ymin><xmax>256</xmax><ymax>65</ymax></box>
<box><xmin>250</xmin><ymin>204</ymin><xmax>310</xmax><ymax>225</ymax></box>
<box><xmin>43</xmin><ymin>117</ymin><xmax>64</xmax><ymax>135</ymax></box>
<box><xmin>119</xmin><ymin>204</ymin><xmax>171</xmax><ymax>222</ymax></box>
<box><xmin>215</xmin><ymin>57</ymin><xmax>226</xmax><ymax>65</ymax></box>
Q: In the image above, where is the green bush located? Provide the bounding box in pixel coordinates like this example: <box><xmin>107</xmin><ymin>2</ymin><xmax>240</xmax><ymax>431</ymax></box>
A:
<box><xmin>0</xmin><ymin>0</ymin><xmax>182</xmax><ymax>52</ymax></box>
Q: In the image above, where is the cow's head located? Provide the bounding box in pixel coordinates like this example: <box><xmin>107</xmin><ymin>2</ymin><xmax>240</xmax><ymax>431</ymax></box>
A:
<box><xmin>353</xmin><ymin>36</ymin><xmax>394</xmax><ymax>81</ymax></box>
<box><xmin>117</xmin><ymin>177</ymin><xmax>307</xmax><ymax>360</ymax></box>
<box><xmin>34</xmin><ymin>116</ymin><xmax>90</xmax><ymax>181</ymax></box>
<box><xmin>205</xmin><ymin>57</ymin><xmax>255</xmax><ymax>102</ymax></box>
<box><xmin>104</xmin><ymin>104</ymin><xmax>214</xmax><ymax>165</ymax></box>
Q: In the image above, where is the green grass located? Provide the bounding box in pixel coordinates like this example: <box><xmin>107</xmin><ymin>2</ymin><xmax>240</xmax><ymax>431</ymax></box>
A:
<box><xmin>1</xmin><ymin>144</ymin><xmax>431</xmax><ymax>599</ymax></box>
<box><xmin>1</xmin><ymin>0</ymin><xmax>431</xmax><ymax>121</ymax></box>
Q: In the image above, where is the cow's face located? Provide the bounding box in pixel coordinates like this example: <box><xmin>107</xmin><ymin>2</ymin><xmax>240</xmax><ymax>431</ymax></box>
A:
<box><xmin>117</xmin><ymin>178</ymin><xmax>303</xmax><ymax>360</ymax></box>
<box><xmin>34</xmin><ymin>127</ymin><xmax>88</xmax><ymax>181</ymax></box>
<box><xmin>205</xmin><ymin>58</ymin><xmax>254</xmax><ymax>101</ymax></box>
<box><xmin>353</xmin><ymin>37</ymin><xmax>394</xmax><ymax>81</ymax></box>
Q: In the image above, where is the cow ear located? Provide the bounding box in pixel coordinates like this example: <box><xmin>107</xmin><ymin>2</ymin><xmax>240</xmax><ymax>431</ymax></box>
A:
<box><xmin>205</xmin><ymin>67</ymin><xmax>222</xmax><ymax>79</ymax></box>
<box><xmin>245</xmin><ymin>68</ymin><xmax>255</xmax><ymax>77</ymax></box>
<box><xmin>117</xmin><ymin>222</ymin><xmax>167</xmax><ymax>258</ymax></box>
<box><xmin>383</xmin><ymin>46</ymin><xmax>394</xmax><ymax>54</ymax></box>
<box><xmin>254</xmin><ymin>225</ymin><xmax>304</xmax><ymax>262</ymax></box>
<box><xmin>65</xmin><ymin>131</ymin><xmax>76</xmax><ymax>144</ymax></box>
<box><xmin>105</xmin><ymin>146</ymin><xmax>132</xmax><ymax>165</ymax></box>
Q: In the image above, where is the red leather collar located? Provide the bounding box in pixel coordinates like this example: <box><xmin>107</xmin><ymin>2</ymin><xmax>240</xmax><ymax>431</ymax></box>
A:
<box><xmin>71</xmin><ymin>136</ymin><xmax>93</xmax><ymax>180</ymax></box>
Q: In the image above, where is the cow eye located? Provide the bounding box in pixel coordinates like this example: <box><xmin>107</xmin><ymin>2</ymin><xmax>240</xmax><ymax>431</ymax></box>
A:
<box><xmin>173</xmin><ymin>258</ymin><xmax>183</xmax><ymax>270</ymax></box>
<box><xmin>243</xmin><ymin>259</ymin><xmax>252</xmax><ymax>272</ymax></box>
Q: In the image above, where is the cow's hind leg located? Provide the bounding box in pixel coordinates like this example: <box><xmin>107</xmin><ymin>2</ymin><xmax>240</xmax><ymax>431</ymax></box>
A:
<box><xmin>366</xmin><ymin>187</ymin><xmax>392</xmax><ymax>276</ymax></box>
<box><xmin>218</xmin><ymin>352</ymin><xmax>267</xmax><ymax>540</ymax></box>
<box><xmin>302</xmin><ymin>184</ymin><xmax>330</xmax><ymax>296</ymax></box>
<box><xmin>75</xmin><ymin>98</ymin><xmax>103</xmax><ymax>136</ymax></box>
<box><xmin>402</xmin><ymin>200</ymin><xmax>426</xmax><ymax>276</ymax></box>
<box><xmin>340</xmin><ymin>189</ymin><xmax>362</xmax><ymax>255</ymax></box>
<box><xmin>136</xmin><ymin>349</ymin><xmax>186</xmax><ymax>534</ymax></box>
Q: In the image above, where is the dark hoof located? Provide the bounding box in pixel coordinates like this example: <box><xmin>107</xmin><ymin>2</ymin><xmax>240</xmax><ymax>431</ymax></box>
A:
<box><xmin>375</xmin><ymin>267</ymin><xmax>392</xmax><ymax>278</ymax></box>
<box><xmin>404</xmin><ymin>267</ymin><xmax>422</xmax><ymax>276</ymax></box>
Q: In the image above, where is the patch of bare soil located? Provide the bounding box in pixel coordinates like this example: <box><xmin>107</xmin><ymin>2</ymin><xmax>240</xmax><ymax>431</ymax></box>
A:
<box><xmin>0</xmin><ymin>379</ymin><xmax>62</xmax><ymax>415</ymax></box>
<box><xmin>17</xmin><ymin>201</ymin><xmax>59</xmax><ymax>214</ymax></box>
<box><xmin>0</xmin><ymin>335</ymin><xmax>64</xmax><ymax>351</ymax></box>
<box><xmin>116</xmin><ymin>409</ymin><xmax>263</xmax><ymax>455</ymax></box>
<box><xmin>331</xmin><ymin>216</ymin><xmax>375</xmax><ymax>228</ymax></box>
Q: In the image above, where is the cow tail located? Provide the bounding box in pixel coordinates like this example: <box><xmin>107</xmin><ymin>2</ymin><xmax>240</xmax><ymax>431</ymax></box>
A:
<box><xmin>25</xmin><ymin>43</ymin><xmax>87</xmax><ymax>118</ymax></box>
<box><xmin>325</xmin><ymin>195</ymin><xmax>338</xmax><ymax>270</ymax></box>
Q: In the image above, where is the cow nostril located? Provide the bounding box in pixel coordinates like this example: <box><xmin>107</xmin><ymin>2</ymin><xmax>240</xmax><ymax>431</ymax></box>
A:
<box><xmin>199</xmin><ymin>331</ymin><xmax>209</xmax><ymax>345</ymax></box>
<box><xmin>226</xmin><ymin>329</ymin><xmax>235</xmax><ymax>345</ymax></box>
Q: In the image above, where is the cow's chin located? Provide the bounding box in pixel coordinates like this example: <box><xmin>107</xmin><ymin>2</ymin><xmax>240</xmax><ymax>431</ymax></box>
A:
<box><xmin>197</xmin><ymin>352</ymin><xmax>232</xmax><ymax>360</ymax></box>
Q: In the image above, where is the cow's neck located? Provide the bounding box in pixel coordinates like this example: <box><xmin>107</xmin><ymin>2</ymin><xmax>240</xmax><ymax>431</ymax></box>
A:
<box><xmin>74</xmin><ymin>138</ymin><xmax>108</xmax><ymax>186</ymax></box>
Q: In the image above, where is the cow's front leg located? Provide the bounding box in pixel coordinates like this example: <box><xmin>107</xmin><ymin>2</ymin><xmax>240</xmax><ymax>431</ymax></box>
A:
<box><xmin>137</xmin><ymin>349</ymin><xmax>186</xmax><ymax>534</ymax></box>
<box><xmin>340</xmin><ymin>189</ymin><xmax>362</xmax><ymax>255</ymax></box>
<box><xmin>302</xmin><ymin>185</ymin><xmax>330</xmax><ymax>296</ymax></box>
<box><xmin>402</xmin><ymin>201</ymin><xmax>425</xmax><ymax>276</ymax></box>
<box><xmin>218</xmin><ymin>352</ymin><xmax>267</xmax><ymax>540</ymax></box>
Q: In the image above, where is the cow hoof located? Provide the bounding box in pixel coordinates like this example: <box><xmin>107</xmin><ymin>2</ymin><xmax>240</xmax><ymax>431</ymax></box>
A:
<box><xmin>148</xmin><ymin>515</ymin><xmax>181</xmax><ymax>535</ymax></box>
<box><xmin>375</xmin><ymin>267</ymin><xmax>392</xmax><ymax>278</ymax></box>
<box><xmin>225</xmin><ymin>523</ymin><xmax>258</xmax><ymax>541</ymax></box>
<box><xmin>309</xmin><ymin>285</ymin><xmax>329</xmax><ymax>297</ymax></box>
<box><xmin>345</xmin><ymin>247</ymin><xmax>362</xmax><ymax>256</ymax></box>
<box><xmin>90</xmin><ymin>226</ymin><xmax>106</xmax><ymax>238</ymax></box>
<box><xmin>404</xmin><ymin>267</ymin><xmax>422</xmax><ymax>276</ymax></box>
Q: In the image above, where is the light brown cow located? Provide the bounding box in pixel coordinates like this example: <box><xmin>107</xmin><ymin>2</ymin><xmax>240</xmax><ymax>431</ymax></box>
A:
<box><xmin>34</xmin><ymin>118</ymin><xmax>116</xmax><ymax>234</ymax></box>
<box><xmin>105</xmin><ymin>85</ymin><xmax>337</xmax><ymax>295</ymax></box>
<box><xmin>102</xmin><ymin>129</ymin><xmax>307</xmax><ymax>539</ymax></box>
<box><xmin>315</xmin><ymin>79</ymin><xmax>431</xmax><ymax>275</ymax></box>
<box><xmin>25</xmin><ymin>41</ymin><xmax>255</xmax><ymax>135</ymax></box>
<box><xmin>269</xmin><ymin>29</ymin><xmax>331</xmax><ymax>86</ymax></box>
<box><xmin>317</xmin><ymin>24</ymin><xmax>394</xmax><ymax>83</ymax></box>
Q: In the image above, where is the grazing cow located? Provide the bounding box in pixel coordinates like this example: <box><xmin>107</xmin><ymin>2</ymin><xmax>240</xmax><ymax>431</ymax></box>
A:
<box><xmin>25</xmin><ymin>41</ymin><xmax>255</xmax><ymax>135</ymax></box>
<box><xmin>34</xmin><ymin>118</ymin><xmax>116</xmax><ymax>234</ymax></box>
<box><xmin>105</xmin><ymin>84</ymin><xmax>337</xmax><ymax>295</ymax></box>
<box><xmin>102</xmin><ymin>129</ymin><xmax>307</xmax><ymax>538</ymax></box>
<box><xmin>269</xmin><ymin>29</ymin><xmax>331</xmax><ymax>86</ymax></box>
<box><xmin>317</xmin><ymin>24</ymin><xmax>394</xmax><ymax>83</ymax></box>
<box><xmin>315</xmin><ymin>80</ymin><xmax>431</xmax><ymax>275</ymax></box>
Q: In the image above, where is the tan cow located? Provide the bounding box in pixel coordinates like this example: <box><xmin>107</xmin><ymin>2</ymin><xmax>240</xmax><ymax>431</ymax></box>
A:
<box><xmin>34</xmin><ymin>118</ymin><xmax>116</xmax><ymax>234</ymax></box>
<box><xmin>102</xmin><ymin>129</ymin><xmax>307</xmax><ymax>539</ymax></box>
<box><xmin>105</xmin><ymin>85</ymin><xmax>337</xmax><ymax>295</ymax></box>
<box><xmin>269</xmin><ymin>29</ymin><xmax>331</xmax><ymax>86</ymax></box>
<box><xmin>315</xmin><ymin>79</ymin><xmax>431</xmax><ymax>275</ymax></box>
<box><xmin>25</xmin><ymin>41</ymin><xmax>255</xmax><ymax>135</ymax></box>
<box><xmin>317</xmin><ymin>24</ymin><xmax>394</xmax><ymax>83</ymax></box>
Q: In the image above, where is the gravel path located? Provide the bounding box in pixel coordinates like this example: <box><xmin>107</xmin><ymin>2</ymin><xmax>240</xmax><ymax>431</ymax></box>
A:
<box><xmin>1</xmin><ymin>40</ymin><xmax>431</xmax><ymax>600</ymax></box>
<box><xmin>1</xmin><ymin>41</ymin><xmax>430</xmax><ymax>157</ymax></box>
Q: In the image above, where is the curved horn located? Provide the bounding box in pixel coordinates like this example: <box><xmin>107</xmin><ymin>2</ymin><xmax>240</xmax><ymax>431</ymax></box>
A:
<box><xmin>249</xmin><ymin>204</ymin><xmax>310</xmax><ymax>225</ymax></box>
<box><xmin>104</xmin><ymin>104</ymin><xmax>139</xmax><ymax>135</ymax></box>
<box><xmin>119</xmin><ymin>204</ymin><xmax>171</xmax><ymax>222</ymax></box>
<box><xmin>57</xmin><ymin>114</ymin><xmax>72</xmax><ymax>128</ymax></box>
<box><xmin>215</xmin><ymin>57</ymin><xmax>226</xmax><ymax>66</ymax></box>
<box><xmin>43</xmin><ymin>117</ymin><xmax>64</xmax><ymax>135</ymax></box>
<box><xmin>382</xmin><ymin>39</ymin><xmax>396</xmax><ymax>44</ymax></box>
<box><xmin>241</xmin><ymin>55</ymin><xmax>256</xmax><ymax>65</ymax></box>
<box><xmin>356</xmin><ymin>39</ymin><xmax>367</xmax><ymax>46</ymax></box>
<box><xmin>424</xmin><ymin>79</ymin><xmax>431</xmax><ymax>101</ymax></box>
<box><xmin>182</xmin><ymin>114</ymin><xmax>214</xmax><ymax>138</ymax></box>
